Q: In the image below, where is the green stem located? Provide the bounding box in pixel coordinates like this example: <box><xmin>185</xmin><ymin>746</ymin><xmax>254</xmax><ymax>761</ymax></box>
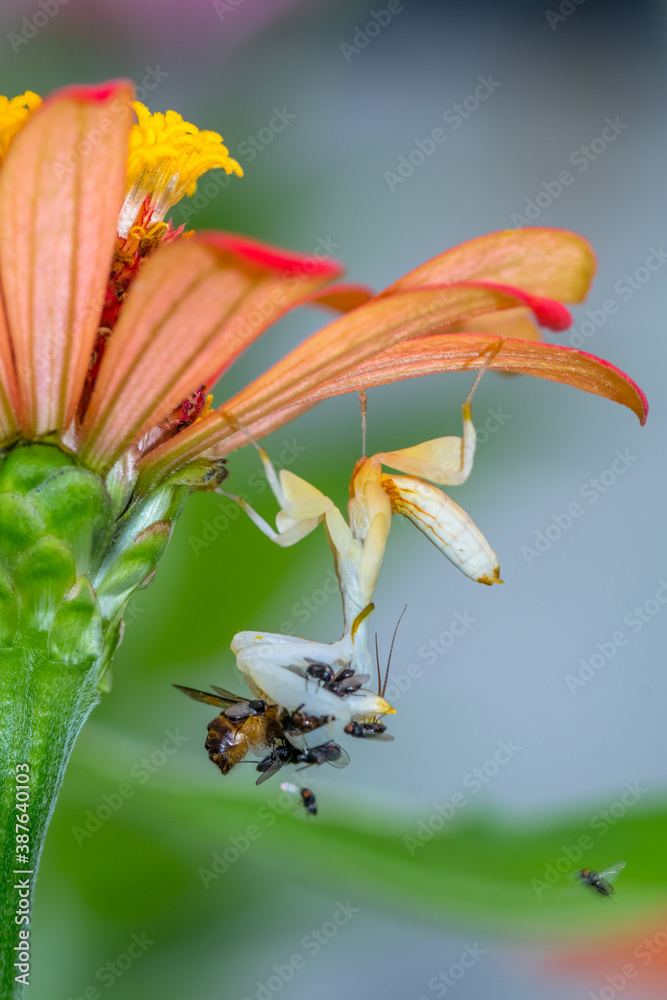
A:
<box><xmin>0</xmin><ymin>631</ymin><xmax>100</xmax><ymax>1000</ymax></box>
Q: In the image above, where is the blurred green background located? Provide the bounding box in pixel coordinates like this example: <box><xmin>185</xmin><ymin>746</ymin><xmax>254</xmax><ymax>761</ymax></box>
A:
<box><xmin>2</xmin><ymin>0</ymin><xmax>666</xmax><ymax>997</ymax></box>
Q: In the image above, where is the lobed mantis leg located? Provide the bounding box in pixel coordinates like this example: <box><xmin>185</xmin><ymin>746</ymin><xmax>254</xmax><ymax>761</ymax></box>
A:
<box><xmin>372</xmin><ymin>341</ymin><xmax>503</xmax><ymax>487</ymax></box>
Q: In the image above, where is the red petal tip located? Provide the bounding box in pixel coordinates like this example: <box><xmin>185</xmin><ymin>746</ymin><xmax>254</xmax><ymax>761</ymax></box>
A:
<box><xmin>198</xmin><ymin>231</ymin><xmax>344</xmax><ymax>279</ymax></box>
<box><xmin>43</xmin><ymin>79</ymin><xmax>135</xmax><ymax>106</ymax></box>
<box><xmin>476</xmin><ymin>282</ymin><xmax>573</xmax><ymax>331</ymax></box>
<box><xmin>532</xmin><ymin>298</ymin><xmax>572</xmax><ymax>331</ymax></box>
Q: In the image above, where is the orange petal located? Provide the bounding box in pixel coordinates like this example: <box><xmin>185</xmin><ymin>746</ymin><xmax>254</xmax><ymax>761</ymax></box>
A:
<box><xmin>296</xmin><ymin>334</ymin><xmax>649</xmax><ymax>425</ymax></box>
<box><xmin>79</xmin><ymin>232</ymin><xmax>343</xmax><ymax>471</ymax></box>
<box><xmin>216</xmin><ymin>284</ymin><xmax>560</xmax><ymax>421</ymax></box>
<box><xmin>381</xmin><ymin>228</ymin><xmax>596</xmax><ymax>303</ymax></box>
<box><xmin>449</xmin><ymin>306</ymin><xmax>542</xmax><ymax>342</ymax></box>
<box><xmin>0</xmin><ymin>80</ymin><xmax>134</xmax><ymax>435</ymax></box>
<box><xmin>304</xmin><ymin>283</ymin><xmax>375</xmax><ymax>312</ymax></box>
<box><xmin>136</xmin><ymin>282</ymin><xmax>562</xmax><ymax>480</ymax></box>
<box><xmin>0</xmin><ymin>289</ymin><xmax>19</xmax><ymax>440</ymax></box>
<box><xmin>216</xmin><ymin>332</ymin><xmax>647</xmax><ymax>452</ymax></box>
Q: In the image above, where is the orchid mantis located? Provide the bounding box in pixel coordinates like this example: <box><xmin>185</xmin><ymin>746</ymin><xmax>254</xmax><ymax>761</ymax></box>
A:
<box><xmin>221</xmin><ymin>354</ymin><xmax>501</xmax><ymax>738</ymax></box>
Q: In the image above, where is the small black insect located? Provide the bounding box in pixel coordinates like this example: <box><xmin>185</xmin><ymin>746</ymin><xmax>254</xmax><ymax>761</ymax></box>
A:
<box><xmin>303</xmin><ymin>660</ymin><xmax>335</xmax><ymax>685</ymax></box>
<box><xmin>295</xmin><ymin>740</ymin><xmax>350</xmax><ymax>769</ymax></box>
<box><xmin>344</xmin><ymin>720</ymin><xmax>394</xmax><ymax>741</ymax></box>
<box><xmin>576</xmin><ymin>862</ymin><xmax>626</xmax><ymax>897</ymax></box>
<box><xmin>255</xmin><ymin>745</ymin><xmax>299</xmax><ymax>784</ymax></box>
<box><xmin>280</xmin><ymin>782</ymin><xmax>318</xmax><ymax>815</ymax></box>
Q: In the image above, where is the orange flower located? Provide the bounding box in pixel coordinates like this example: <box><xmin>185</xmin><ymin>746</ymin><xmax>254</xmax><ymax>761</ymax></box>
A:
<box><xmin>0</xmin><ymin>80</ymin><xmax>646</xmax><ymax>494</ymax></box>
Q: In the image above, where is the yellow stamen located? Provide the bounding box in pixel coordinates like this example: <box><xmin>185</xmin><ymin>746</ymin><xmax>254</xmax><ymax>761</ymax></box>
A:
<box><xmin>195</xmin><ymin>394</ymin><xmax>214</xmax><ymax>423</ymax></box>
<box><xmin>128</xmin><ymin>220</ymin><xmax>169</xmax><ymax>242</ymax></box>
<box><xmin>0</xmin><ymin>91</ymin><xmax>42</xmax><ymax>161</ymax></box>
<box><xmin>118</xmin><ymin>101</ymin><xmax>243</xmax><ymax>237</ymax></box>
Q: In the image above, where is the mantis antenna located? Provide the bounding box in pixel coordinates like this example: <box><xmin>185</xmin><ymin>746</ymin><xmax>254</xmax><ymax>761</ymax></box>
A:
<box><xmin>375</xmin><ymin>605</ymin><xmax>408</xmax><ymax>698</ymax></box>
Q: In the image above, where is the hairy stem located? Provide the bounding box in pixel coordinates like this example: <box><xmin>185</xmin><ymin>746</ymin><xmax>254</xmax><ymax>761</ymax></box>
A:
<box><xmin>0</xmin><ymin>631</ymin><xmax>100</xmax><ymax>1000</ymax></box>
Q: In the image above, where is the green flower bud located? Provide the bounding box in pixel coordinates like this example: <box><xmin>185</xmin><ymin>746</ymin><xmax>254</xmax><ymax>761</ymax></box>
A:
<box><xmin>0</xmin><ymin>441</ymin><xmax>197</xmax><ymax>685</ymax></box>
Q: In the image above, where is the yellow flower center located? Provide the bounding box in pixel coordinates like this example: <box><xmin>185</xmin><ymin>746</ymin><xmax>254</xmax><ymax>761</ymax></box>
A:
<box><xmin>118</xmin><ymin>101</ymin><xmax>243</xmax><ymax>237</ymax></box>
<box><xmin>0</xmin><ymin>89</ymin><xmax>242</xmax><ymax>238</ymax></box>
<box><xmin>0</xmin><ymin>91</ymin><xmax>42</xmax><ymax>161</ymax></box>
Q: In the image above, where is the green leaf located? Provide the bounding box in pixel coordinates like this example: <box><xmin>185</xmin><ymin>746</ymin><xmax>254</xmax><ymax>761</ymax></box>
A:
<box><xmin>58</xmin><ymin>728</ymin><xmax>667</xmax><ymax>940</ymax></box>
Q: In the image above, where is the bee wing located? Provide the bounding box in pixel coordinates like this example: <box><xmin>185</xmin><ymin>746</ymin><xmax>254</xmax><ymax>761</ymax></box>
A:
<box><xmin>255</xmin><ymin>759</ymin><xmax>285</xmax><ymax>785</ymax></box>
<box><xmin>599</xmin><ymin>861</ymin><xmax>626</xmax><ymax>883</ymax></box>
<box><xmin>173</xmin><ymin>684</ymin><xmax>228</xmax><ymax>708</ymax></box>
<box><xmin>223</xmin><ymin>701</ymin><xmax>257</xmax><ymax>721</ymax></box>
<box><xmin>210</xmin><ymin>684</ymin><xmax>246</xmax><ymax>702</ymax></box>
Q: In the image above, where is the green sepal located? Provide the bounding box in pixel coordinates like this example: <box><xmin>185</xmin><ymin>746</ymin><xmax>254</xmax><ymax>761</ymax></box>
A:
<box><xmin>49</xmin><ymin>576</ymin><xmax>104</xmax><ymax>666</ymax></box>
<box><xmin>163</xmin><ymin>456</ymin><xmax>228</xmax><ymax>490</ymax></box>
<box><xmin>0</xmin><ymin>492</ymin><xmax>46</xmax><ymax>569</ymax></box>
<box><xmin>104</xmin><ymin>451</ymin><xmax>138</xmax><ymax>520</ymax></box>
<box><xmin>13</xmin><ymin>535</ymin><xmax>77</xmax><ymax>629</ymax></box>
<box><xmin>28</xmin><ymin>467</ymin><xmax>113</xmax><ymax>575</ymax></box>
<box><xmin>96</xmin><ymin>617</ymin><xmax>125</xmax><ymax>693</ymax></box>
<box><xmin>0</xmin><ymin>441</ymin><xmax>75</xmax><ymax>494</ymax></box>
<box><xmin>96</xmin><ymin>521</ymin><xmax>172</xmax><ymax>599</ymax></box>
<box><xmin>93</xmin><ymin>483</ymin><xmax>187</xmax><ymax>620</ymax></box>
<box><xmin>0</xmin><ymin>565</ymin><xmax>18</xmax><ymax>647</ymax></box>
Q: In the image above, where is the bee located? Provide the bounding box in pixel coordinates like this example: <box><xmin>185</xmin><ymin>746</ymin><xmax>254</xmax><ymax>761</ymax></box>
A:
<box><xmin>175</xmin><ymin>603</ymin><xmax>401</xmax><ymax>802</ymax></box>
<box><xmin>576</xmin><ymin>861</ymin><xmax>626</xmax><ymax>897</ymax></box>
<box><xmin>175</xmin><ymin>684</ymin><xmax>345</xmax><ymax>786</ymax></box>
<box><xmin>174</xmin><ymin>684</ymin><xmax>283</xmax><ymax>776</ymax></box>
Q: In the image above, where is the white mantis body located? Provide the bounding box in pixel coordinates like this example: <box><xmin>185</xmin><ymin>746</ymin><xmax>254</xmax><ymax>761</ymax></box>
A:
<box><xmin>222</xmin><ymin>359</ymin><xmax>502</xmax><ymax>735</ymax></box>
